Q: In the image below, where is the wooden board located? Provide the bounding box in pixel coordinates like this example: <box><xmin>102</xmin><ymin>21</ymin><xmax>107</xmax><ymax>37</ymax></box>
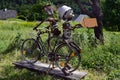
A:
<box><xmin>80</xmin><ymin>18</ymin><xmax>98</xmax><ymax>28</ymax></box>
<box><xmin>13</xmin><ymin>61</ymin><xmax>87</xmax><ymax>80</ymax></box>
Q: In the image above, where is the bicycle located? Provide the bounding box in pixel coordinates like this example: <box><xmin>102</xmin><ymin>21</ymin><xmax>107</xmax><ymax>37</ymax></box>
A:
<box><xmin>21</xmin><ymin>19</ymin><xmax>82</xmax><ymax>76</ymax></box>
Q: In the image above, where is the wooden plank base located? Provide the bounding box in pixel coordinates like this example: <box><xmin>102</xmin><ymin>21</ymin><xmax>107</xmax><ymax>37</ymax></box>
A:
<box><xmin>13</xmin><ymin>61</ymin><xmax>87</xmax><ymax>80</ymax></box>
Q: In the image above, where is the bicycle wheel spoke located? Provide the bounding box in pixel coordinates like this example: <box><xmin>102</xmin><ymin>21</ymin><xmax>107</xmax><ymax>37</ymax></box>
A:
<box><xmin>55</xmin><ymin>43</ymin><xmax>81</xmax><ymax>73</ymax></box>
<box><xmin>21</xmin><ymin>39</ymin><xmax>40</xmax><ymax>63</ymax></box>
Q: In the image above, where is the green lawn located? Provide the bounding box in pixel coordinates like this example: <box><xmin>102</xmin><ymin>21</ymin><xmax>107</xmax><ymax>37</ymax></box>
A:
<box><xmin>0</xmin><ymin>20</ymin><xmax>120</xmax><ymax>80</ymax></box>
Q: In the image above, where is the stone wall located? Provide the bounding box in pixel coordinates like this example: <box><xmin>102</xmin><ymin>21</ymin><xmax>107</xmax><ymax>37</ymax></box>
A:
<box><xmin>0</xmin><ymin>10</ymin><xmax>17</xmax><ymax>19</ymax></box>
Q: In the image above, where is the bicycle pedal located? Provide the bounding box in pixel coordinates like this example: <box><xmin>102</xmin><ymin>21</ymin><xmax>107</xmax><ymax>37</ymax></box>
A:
<box><xmin>52</xmin><ymin>65</ymin><xmax>57</xmax><ymax>68</ymax></box>
<box><xmin>62</xmin><ymin>68</ymin><xmax>70</xmax><ymax>76</ymax></box>
<box><xmin>27</xmin><ymin>61</ymin><xmax>34</xmax><ymax>65</ymax></box>
<box><xmin>66</xmin><ymin>64</ymin><xmax>71</xmax><ymax>70</ymax></box>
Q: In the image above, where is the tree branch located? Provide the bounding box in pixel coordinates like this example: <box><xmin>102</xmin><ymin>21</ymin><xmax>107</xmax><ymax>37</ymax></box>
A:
<box><xmin>74</xmin><ymin>0</ymin><xmax>94</xmax><ymax>17</ymax></box>
<box><xmin>88</xmin><ymin>0</ymin><xmax>93</xmax><ymax>6</ymax></box>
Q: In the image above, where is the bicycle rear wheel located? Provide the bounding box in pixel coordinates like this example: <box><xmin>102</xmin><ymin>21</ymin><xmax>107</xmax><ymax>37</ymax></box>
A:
<box><xmin>55</xmin><ymin>43</ymin><xmax>81</xmax><ymax>74</ymax></box>
<box><xmin>21</xmin><ymin>38</ymin><xmax>41</xmax><ymax>63</ymax></box>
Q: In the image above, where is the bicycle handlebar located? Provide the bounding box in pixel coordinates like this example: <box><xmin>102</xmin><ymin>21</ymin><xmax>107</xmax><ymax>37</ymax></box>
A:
<box><xmin>33</xmin><ymin>20</ymin><xmax>45</xmax><ymax>31</ymax></box>
<box><xmin>33</xmin><ymin>18</ymin><xmax>58</xmax><ymax>31</ymax></box>
<box><xmin>70</xmin><ymin>24</ymin><xmax>82</xmax><ymax>30</ymax></box>
<box><xmin>74</xmin><ymin>24</ymin><xmax>82</xmax><ymax>28</ymax></box>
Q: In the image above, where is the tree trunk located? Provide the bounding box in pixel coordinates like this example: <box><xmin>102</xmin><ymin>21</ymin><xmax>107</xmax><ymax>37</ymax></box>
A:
<box><xmin>75</xmin><ymin>0</ymin><xmax>104</xmax><ymax>44</ymax></box>
<box><xmin>92</xmin><ymin>0</ymin><xmax>104</xmax><ymax>44</ymax></box>
<box><xmin>118</xmin><ymin>25</ymin><xmax>120</xmax><ymax>31</ymax></box>
<box><xmin>94</xmin><ymin>16</ymin><xmax>104</xmax><ymax>44</ymax></box>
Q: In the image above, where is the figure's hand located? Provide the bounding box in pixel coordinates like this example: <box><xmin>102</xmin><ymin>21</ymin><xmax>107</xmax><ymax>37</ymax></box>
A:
<box><xmin>46</xmin><ymin>18</ymin><xmax>58</xmax><ymax>22</ymax></box>
<box><xmin>74</xmin><ymin>24</ymin><xmax>82</xmax><ymax>28</ymax></box>
<box><xmin>47</xmin><ymin>18</ymin><xmax>55</xmax><ymax>22</ymax></box>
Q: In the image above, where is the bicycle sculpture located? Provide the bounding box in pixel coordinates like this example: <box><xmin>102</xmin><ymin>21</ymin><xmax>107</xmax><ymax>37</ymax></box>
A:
<box><xmin>21</xmin><ymin>5</ymin><xmax>82</xmax><ymax>76</ymax></box>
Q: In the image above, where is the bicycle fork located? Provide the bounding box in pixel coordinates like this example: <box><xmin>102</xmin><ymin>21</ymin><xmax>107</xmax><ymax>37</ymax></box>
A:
<box><xmin>61</xmin><ymin>40</ymin><xmax>74</xmax><ymax>76</ymax></box>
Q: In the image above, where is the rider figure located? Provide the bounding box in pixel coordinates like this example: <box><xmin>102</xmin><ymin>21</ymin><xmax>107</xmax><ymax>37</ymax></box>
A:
<box><xmin>58</xmin><ymin>5</ymin><xmax>74</xmax><ymax>40</ymax></box>
<box><xmin>44</xmin><ymin>4</ymin><xmax>61</xmax><ymax>37</ymax></box>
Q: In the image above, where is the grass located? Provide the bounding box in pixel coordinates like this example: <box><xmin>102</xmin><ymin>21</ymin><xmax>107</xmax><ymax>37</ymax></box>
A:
<box><xmin>0</xmin><ymin>20</ymin><xmax>120</xmax><ymax>80</ymax></box>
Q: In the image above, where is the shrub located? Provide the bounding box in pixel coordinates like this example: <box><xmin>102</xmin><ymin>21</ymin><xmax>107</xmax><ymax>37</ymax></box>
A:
<box><xmin>17</xmin><ymin>15</ymin><xmax>26</xmax><ymax>20</ymax></box>
<box><xmin>108</xmin><ymin>69</ymin><xmax>120</xmax><ymax>80</ymax></box>
<box><xmin>72</xmin><ymin>30</ymin><xmax>120</xmax><ymax>75</ymax></box>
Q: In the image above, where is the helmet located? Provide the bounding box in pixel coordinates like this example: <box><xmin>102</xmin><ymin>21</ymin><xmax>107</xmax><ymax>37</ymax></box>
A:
<box><xmin>58</xmin><ymin>5</ymin><xmax>74</xmax><ymax>20</ymax></box>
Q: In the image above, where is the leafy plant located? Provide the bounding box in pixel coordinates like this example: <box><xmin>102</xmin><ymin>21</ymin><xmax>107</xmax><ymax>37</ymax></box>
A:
<box><xmin>108</xmin><ymin>70</ymin><xmax>120</xmax><ymax>80</ymax></box>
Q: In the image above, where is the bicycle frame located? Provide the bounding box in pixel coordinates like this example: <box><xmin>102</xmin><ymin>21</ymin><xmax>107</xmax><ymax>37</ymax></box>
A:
<box><xmin>34</xmin><ymin>30</ymin><xmax>59</xmax><ymax>58</ymax></box>
<box><xmin>33</xmin><ymin>20</ymin><xmax>81</xmax><ymax>60</ymax></box>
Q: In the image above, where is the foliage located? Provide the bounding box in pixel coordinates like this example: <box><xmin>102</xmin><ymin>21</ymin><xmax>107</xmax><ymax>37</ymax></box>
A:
<box><xmin>72</xmin><ymin>29</ymin><xmax>120</xmax><ymax>79</ymax></box>
<box><xmin>18</xmin><ymin>1</ymin><xmax>50</xmax><ymax>21</ymax></box>
<box><xmin>1</xmin><ymin>33</ymin><xmax>22</xmax><ymax>54</ymax></box>
<box><xmin>0</xmin><ymin>0</ymin><xmax>37</xmax><ymax>9</ymax></box>
<box><xmin>103</xmin><ymin>0</ymin><xmax>120</xmax><ymax>31</ymax></box>
<box><xmin>17</xmin><ymin>15</ymin><xmax>26</xmax><ymax>20</ymax></box>
<box><xmin>0</xmin><ymin>0</ymin><xmax>51</xmax><ymax>21</ymax></box>
<box><xmin>108</xmin><ymin>69</ymin><xmax>120</xmax><ymax>80</ymax></box>
<box><xmin>28</xmin><ymin>2</ymin><xmax>48</xmax><ymax>21</ymax></box>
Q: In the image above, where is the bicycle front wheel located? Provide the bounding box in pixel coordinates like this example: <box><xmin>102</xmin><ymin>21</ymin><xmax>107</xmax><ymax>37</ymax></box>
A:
<box><xmin>55</xmin><ymin>43</ymin><xmax>81</xmax><ymax>73</ymax></box>
<box><xmin>21</xmin><ymin>38</ymin><xmax>40</xmax><ymax>63</ymax></box>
